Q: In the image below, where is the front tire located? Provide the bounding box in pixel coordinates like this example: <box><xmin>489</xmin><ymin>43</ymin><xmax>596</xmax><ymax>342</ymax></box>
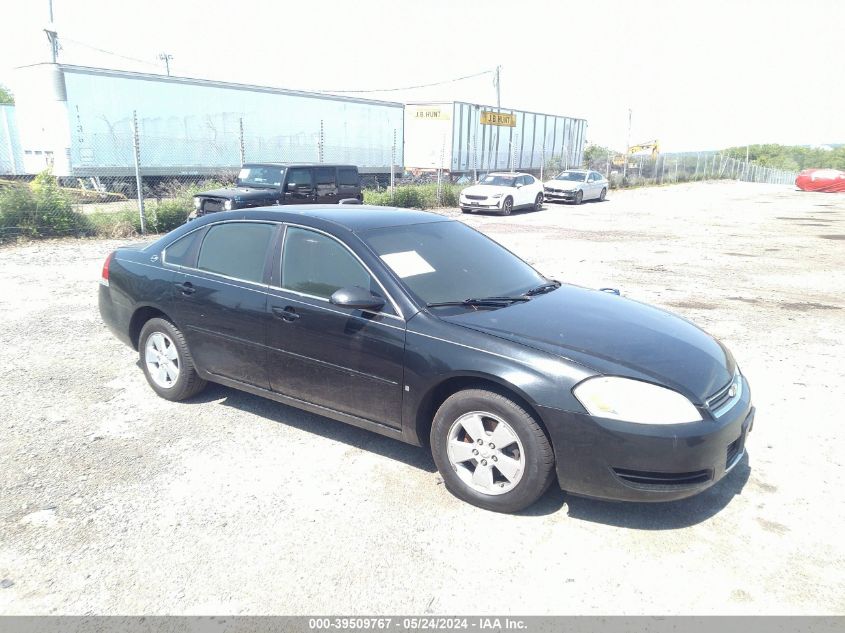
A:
<box><xmin>499</xmin><ymin>196</ymin><xmax>513</xmax><ymax>216</ymax></box>
<box><xmin>139</xmin><ymin>317</ymin><xmax>207</xmax><ymax>401</ymax></box>
<box><xmin>599</xmin><ymin>187</ymin><xmax>607</xmax><ymax>201</ymax></box>
<box><xmin>573</xmin><ymin>190</ymin><xmax>583</xmax><ymax>205</ymax></box>
<box><xmin>431</xmin><ymin>389</ymin><xmax>555</xmax><ymax>513</ymax></box>
<box><xmin>533</xmin><ymin>193</ymin><xmax>544</xmax><ymax>211</ymax></box>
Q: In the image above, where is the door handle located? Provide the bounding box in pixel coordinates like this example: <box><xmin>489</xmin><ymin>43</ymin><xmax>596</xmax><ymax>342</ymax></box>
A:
<box><xmin>176</xmin><ymin>281</ymin><xmax>195</xmax><ymax>295</ymax></box>
<box><xmin>272</xmin><ymin>306</ymin><xmax>300</xmax><ymax>322</ymax></box>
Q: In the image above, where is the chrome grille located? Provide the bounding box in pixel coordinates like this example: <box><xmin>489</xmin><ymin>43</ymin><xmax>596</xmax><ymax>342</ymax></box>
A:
<box><xmin>706</xmin><ymin>370</ymin><xmax>742</xmax><ymax>417</ymax></box>
<box><xmin>465</xmin><ymin>194</ymin><xmax>487</xmax><ymax>200</ymax></box>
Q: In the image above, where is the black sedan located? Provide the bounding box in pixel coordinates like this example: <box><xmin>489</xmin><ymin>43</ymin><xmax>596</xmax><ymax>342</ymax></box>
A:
<box><xmin>98</xmin><ymin>206</ymin><xmax>754</xmax><ymax>513</ymax></box>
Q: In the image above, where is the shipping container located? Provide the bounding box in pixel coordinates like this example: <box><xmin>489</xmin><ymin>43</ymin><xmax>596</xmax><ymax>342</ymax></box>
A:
<box><xmin>0</xmin><ymin>105</ymin><xmax>25</xmax><ymax>176</ymax></box>
<box><xmin>404</xmin><ymin>101</ymin><xmax>587</xmax><ymax>174</ymax></box>
<box><xmin>11</xmin><ymin>64</ymin><xmax>405</xmax><ymax>177</ymax></box>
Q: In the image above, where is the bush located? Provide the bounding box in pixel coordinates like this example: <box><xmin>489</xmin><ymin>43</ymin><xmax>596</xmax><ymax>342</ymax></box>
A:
<box><xmin>0</xmin><ymin>170</ymin><xmax>92</xmax><ymax>240</ymax></box>
<box><xmin>364</xmin><ymin>183</ymin><xmax>462</xmax><ymax>209</ymax></box>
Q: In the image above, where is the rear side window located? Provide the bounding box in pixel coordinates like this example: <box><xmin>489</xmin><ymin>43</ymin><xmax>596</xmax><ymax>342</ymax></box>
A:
<box><xmin>281</xmin><ymin>227</ymin><xmax>375</xmax><ymax>299</ymax></box>
<box><xmin>315</xmin><ymin>167</ymin><xmax>336</xmax><ymax>185</ymax></box>
<box><xmin>164</xmin><ymin>229</ymin><xmax>202</xmax><ymax>267</ymax></box>
<box><xmin>197</xmin><ymin>222</ymin><xmax>275</xmax><ymax>283</ymax></box>
<box><xmin>338</xmin><ymin>168</ymin><xmax>359</xmax><ymax>186</ymax></box>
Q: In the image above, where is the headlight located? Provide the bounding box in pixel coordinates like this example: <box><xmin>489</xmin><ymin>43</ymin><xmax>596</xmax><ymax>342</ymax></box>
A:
<box><xmin>573</xmin><ymin>376</ymin><xmax>702</xmax><ymax>424</ymax></box>
<box><xmin>224</xmin><ymin>200</ymin><xmax>233</xmax><ymax>210</ymax></box>
<box><xmin>193</xmin><ymin>197</ymin><xmax>201</xmax><ymax>209</ymax></box>
<box><xmin>491</xmin><ymin>193</ymin><xmax>503</xmax><ymax>199</ymax></box>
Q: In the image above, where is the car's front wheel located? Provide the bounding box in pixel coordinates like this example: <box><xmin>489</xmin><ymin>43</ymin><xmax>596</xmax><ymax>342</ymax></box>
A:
<box><xmin>431</xmin><ymin>388</ymin><xmax>555</xmax><ymax>513</ymax></box>
<box><xmin>139</xmin><ymin>317</ymin><xmax>207</xmax><ymax>401</ymax></box>
<box><xmin>533</xmin><ymin>193</ymin><xmax>544</xmax><ymax>211</ymax></box>
<box><xmin>573</xmin><ymin>190</ymin><xmax>583</xmax><ymax>205</ymax></box>
<box><xmin>599</xmin><ymin>187</ymin><xmax>607</xmax><ymax>201</ymax></box>
<box><xmin>500</xmin><ymin>196</ymin><xmax>513</xmax><ymax>216</ymax></box>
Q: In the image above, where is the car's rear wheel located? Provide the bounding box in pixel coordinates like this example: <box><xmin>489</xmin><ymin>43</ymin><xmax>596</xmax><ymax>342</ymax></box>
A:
<box><xmin>431</xmin><ymin>389</ymin><xmax>555</xmax><ymax>513</ymax></box>
<box><xmin>599</xmin><ymin>187</ymin><xmax>607</xmax><ymax>201</ymax></box>
<box><xmin>500</xmin><ymin>196</ymin><xmax>513</xmax><ymax>216</ymax></box>
<box><xmin>533</xmin><ymin>193</ymin><xmax>544</xmax><ymax>211</ymax></box>
<box><xmin>139</xmin><ymin>317</ymin><xmax>207</xmax><ymax>401</ymax></box>
<box><xmin>573</xmin><ymin>190</ymin><xmax>583</xmax><ymax>205</ymax></box>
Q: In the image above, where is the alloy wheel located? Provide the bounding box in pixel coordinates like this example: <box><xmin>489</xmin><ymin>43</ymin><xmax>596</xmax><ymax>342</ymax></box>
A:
<box><xmin>145</xmin><ymin>331</ymin><xmax>180</xmax><ymax>389</ymax></box>
<box><xmin>446</xmin><ymin>411</ymin><xmax>525</xmax><ymax>495</ymax></box>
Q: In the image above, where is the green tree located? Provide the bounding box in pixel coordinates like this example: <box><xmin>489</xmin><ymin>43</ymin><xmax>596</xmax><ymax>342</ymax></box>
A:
<box><xmin>0</xmin><ymin>84</ymin><xmax>13</xmax><ymax>105</ymax></box>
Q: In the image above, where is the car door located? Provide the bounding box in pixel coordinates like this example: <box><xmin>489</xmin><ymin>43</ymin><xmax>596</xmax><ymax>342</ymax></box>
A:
<box><xmin>590</xmin><ymin>172</ymin><xmax>603</xmax><ymax>199</ymax></box>
<box><xmin>522</xmin><ymin>174</ymin><xmax>540</xmax><ymax>205</ymax></box>
<box><xmin>314</xmin><ymin>166</ymin><xmax>340</xmax><ymax>204</ymax></box>
<box><xmin>169</xmin><ymin>221</ymin><xmax>278</xmax><ymax>388</ymax></box>
<box><xmin>265</xmin><ymin>225</ymin><xmax>406</xmax><ymax>426</ymax></box>
<box><xmin>283</xmin><ymin>167</ymin><xmax>316</xmax><ymax>204</ymax></box>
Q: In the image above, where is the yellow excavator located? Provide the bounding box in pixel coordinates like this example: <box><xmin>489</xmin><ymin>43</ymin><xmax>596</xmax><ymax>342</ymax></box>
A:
<box><xmin>628</xmin><ymin>140</ymin><xmax>660</xmax><ymax>157</ymax></box>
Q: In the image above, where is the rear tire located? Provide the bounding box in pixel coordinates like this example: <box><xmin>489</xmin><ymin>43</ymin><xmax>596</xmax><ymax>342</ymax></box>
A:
<box><xmin>139</xmin><ymin>318</ymin><xmax>207</xmax><ymax>401</ymax></box>
<box><xmin>500</xmin><ymin>196</ymin><xmax>513</xmax><ymax>216</ymax></box>
<box><xmin>533</xmin><ymin>193</ymin><xmax>544</xmax><ymax>211</ymax></box>
<box><xmin>431</xmin><ymin>388</ymin><xmax>555</xmax><ymax>513</ymax></box>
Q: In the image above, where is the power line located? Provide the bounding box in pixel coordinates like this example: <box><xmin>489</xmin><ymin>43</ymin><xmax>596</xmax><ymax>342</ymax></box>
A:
<box><xmin>60</xmin><ymin>37</ymin><xmax>160</xmax><ymax>67</ymax></box>
<box><xmin>317</xmin><ymin>69</ymin><xmax>495</xmax><ymax>94</ymax></box>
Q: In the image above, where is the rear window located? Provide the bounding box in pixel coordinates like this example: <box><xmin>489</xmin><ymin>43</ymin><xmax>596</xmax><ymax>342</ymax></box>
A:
<box><xmin>164</xmin><ymin>229</ymin><xmax>202</xmax><ymax>267</ymax></box>
<box><xmin>197</xmin><ymin>222</ymin><xmax>275</xmax><ymax>283</ymax></box>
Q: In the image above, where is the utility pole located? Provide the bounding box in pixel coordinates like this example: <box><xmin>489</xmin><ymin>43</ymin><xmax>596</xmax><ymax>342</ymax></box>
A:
<box><xmin>494</xmin><ymin>65</ymin><xmax>502</xmax><ymax>111</ymax></box>
<box><xmin>45</xmin><ymin>0</ymin><xmax>59</xmax><ymax>63</ymax></box>
<box><xmin>623</xmin><ymin>108</ymin><xmax>632</xmax><ymax>180</ymax></box>
<box><xmin>158</xmin><ymin>53</ymin><xmax>173</xmax><ymax>76</ymax></box>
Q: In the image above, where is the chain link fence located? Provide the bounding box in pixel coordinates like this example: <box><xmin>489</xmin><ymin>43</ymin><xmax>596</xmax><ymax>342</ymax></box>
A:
<box><xmin>583</xmin><ymin>148</ymin><xmax>798</xmax><ymax>188</ymax></box>
<box><xmin>1</xmin><ymin>108</ymin><xmax>803</xmax><ymax>240</ymax></box>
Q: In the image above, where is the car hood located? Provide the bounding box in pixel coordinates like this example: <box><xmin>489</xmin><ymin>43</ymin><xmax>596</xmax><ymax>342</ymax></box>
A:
<box><xmin>440</xmin><ymin>285</ymin><xmax>734</xmax><ymax>402</ymax></box>
<box><xmin>461</xmin><ymin>184</ymin><xmax>515</xmax><ymax>198</ymax></box>
<box><xmin>544</xmin><ymin>180</ymin><xmax>583</xmax><ymax>190</ymax></box>
<box><xmin>195</xmin><ymin>187</ymin><xmax>277</xmax><ymax>200</ymax></box>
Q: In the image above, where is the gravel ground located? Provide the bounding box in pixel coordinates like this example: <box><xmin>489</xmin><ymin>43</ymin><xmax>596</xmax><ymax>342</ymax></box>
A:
<box><xmin>0</xmin><ymin>181</ymin><xmax>843</xmax><ymax>615</ymax></box>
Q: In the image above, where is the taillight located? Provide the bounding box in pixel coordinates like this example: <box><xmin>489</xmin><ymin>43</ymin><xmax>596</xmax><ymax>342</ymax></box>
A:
<box><xmin>100</xmin><ymin>252</ymin><xmax>114</xmax><ymax>286</ymax></box>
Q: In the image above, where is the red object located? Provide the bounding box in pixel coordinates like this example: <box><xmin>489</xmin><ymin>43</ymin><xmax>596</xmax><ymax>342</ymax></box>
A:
<box><xmin>795</xmin><ymin>168</ymin><xmax>845</xmax><ymax>192</ymax></box>
<box><xmin>101</xmin><ymin>251</ymin><xmax>114</xmax><ymax>285</ymax></box>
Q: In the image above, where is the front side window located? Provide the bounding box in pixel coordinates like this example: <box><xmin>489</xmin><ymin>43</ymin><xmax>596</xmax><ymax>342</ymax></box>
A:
<box><xmin>287</xmin><ymin>168</ymin><xmax>313</xmax><ymax>188</ymax></box>
<box><xmin>281</xmin><ymin>227</ymin><xmax>377</xmax><ymax>300</ymax></box>
<box><xmin>196</xmin><ymin>222</ymin><xmax>275</xmax><ymax>283</ymax></box>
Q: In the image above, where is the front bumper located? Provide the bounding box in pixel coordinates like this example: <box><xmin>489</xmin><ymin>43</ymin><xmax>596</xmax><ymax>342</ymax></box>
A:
<box><xmin>460</xmin><ymin>198</ymin><xmax>501</xmax><ymax>211</ymax></box>
<box><xmin>538</xmin><ymin>379</ymin><xmax>754</xmax><ymax>502</ymax></box>
<box><xmin>543</xmin><ymin>189</ymin><xmax>578</xmax><ymax>201</ymax></box>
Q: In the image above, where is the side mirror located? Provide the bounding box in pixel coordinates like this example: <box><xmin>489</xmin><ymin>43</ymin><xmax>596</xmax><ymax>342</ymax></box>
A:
<box><xmin>330</xmin><ymin>286</ymin><xmax>385</xmax><ymax>312</ymax></box>
<box><xmin>287</xmin><ymin>183</ymin><xmax>297</xmax><ymax>191</ymax></box>
<box><xmin>515</xmin><ymin>182</ymin><xmax>523</xmax><ymax>188</ymax></box>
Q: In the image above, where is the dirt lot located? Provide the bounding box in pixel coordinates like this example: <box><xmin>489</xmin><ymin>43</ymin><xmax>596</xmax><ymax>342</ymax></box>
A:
<box><xmin>1</xmin><ymin>181</ymin><xmax>843</xmax><ymax>615</ymax></box>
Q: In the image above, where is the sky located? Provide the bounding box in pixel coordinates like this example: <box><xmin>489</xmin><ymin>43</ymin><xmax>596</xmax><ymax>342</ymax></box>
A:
<box><xmin>0</xmin><ymin>0</ymin><xmax>842</xmax><ymax>152</ymax></box>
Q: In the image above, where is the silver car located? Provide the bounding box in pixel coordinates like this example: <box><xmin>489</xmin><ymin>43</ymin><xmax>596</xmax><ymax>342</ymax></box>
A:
<box><xmin>543</xmin><ymin>170</ymin><xmax>609</xmax><ymax>205</ymax></box>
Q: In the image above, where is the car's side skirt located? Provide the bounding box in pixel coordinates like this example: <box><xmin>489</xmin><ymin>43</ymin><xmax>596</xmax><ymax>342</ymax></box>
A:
<box><xmin>199</xmin><ymin>371</ymin><xmax>408</xmax><ymax>443</ymax></box>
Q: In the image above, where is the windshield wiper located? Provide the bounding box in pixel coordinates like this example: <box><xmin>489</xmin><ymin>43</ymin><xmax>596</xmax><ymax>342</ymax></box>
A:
<box><xmin>524</xmin><ymin>280</ymin><xmax>561</xmax><ymax>296</ymax></box>
<box><xmin>427</xmin><ymin>296</ymin><xmax>531</xmax><ymax>309</ymax></box>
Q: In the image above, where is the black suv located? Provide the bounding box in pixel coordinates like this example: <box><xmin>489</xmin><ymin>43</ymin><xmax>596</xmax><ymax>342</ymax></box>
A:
<box><xmin>192</xmin><ymin>163</ymin><xmax>362</xmax><ymax>217</ymax></box>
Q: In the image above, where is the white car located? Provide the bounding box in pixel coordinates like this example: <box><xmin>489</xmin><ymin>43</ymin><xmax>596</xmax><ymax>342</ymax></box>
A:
<box><xmin>543</xmin><ymin>170</ymin><xmax>609</xmax><ymax>204</ymax></box>
<box><xmin>459</xmin><ymin>172</ymin><xmax>545</xmax><ymax>216</ymax></box>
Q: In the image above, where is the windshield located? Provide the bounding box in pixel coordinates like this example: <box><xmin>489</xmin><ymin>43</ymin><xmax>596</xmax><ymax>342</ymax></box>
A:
<box><xmin>362</xmin><ymin>221</ymin><xmax>545</xmax><ymax>305</ymax></box>
<box><xmin>479</xmin><ymin>174</ymin><xmax>517</xmax><ymax>187</ymax></box>
<box><xmin>237</xmin><ymin>166</ymin><xmax>286</xmax><ymax>188</ymax></box>
<box><xmin>555</xmin><ymin>171</ymin><xmax>587</xmax><ymax>182</ymax></box>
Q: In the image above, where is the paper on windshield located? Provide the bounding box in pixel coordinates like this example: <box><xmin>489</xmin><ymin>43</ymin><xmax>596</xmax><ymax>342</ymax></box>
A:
<box><xmin>380</xmin><ymin>251</ymin><xmax>435</xmax><ymax>278</ymax></box>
